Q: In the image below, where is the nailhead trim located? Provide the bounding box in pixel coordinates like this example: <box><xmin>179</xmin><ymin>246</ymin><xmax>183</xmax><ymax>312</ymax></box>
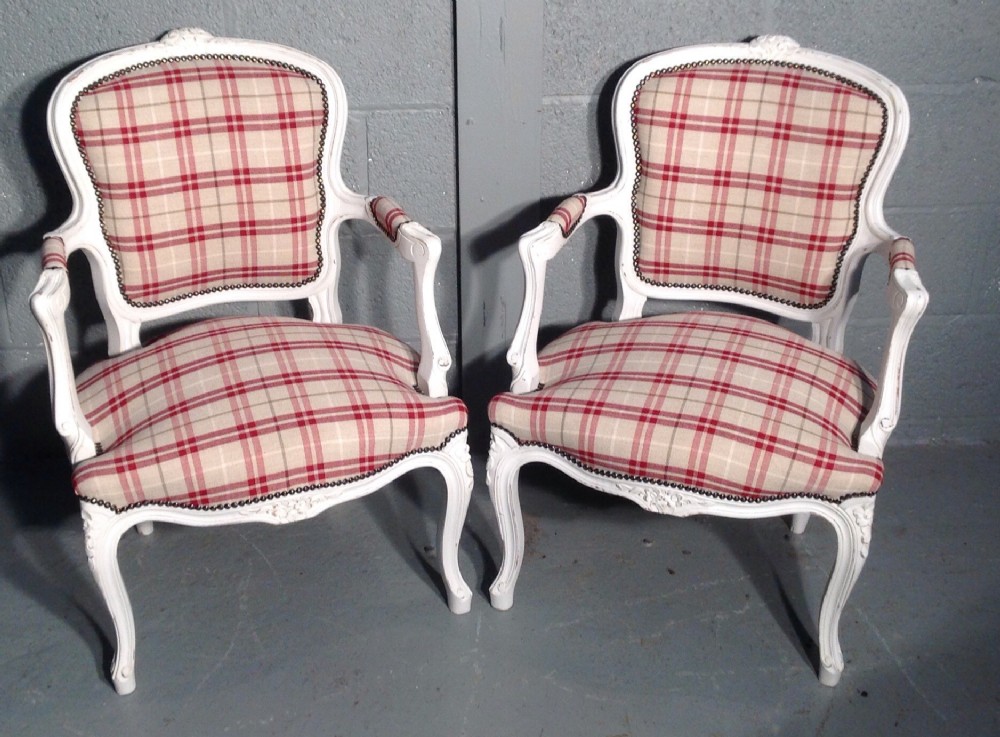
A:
<box><xmin>70</xmin><ymin>54</ymin><xmax>330</xmax><ymax>308</ymax></box>
<box><xmin>491</xmin><ymin>423</ymin><xmax>877</xmax><ymax>506</ymax></box>
<box><xmin>627</xmin><ymin>58</ymin><xmax>889</xmax><ymax>310</ymax></box>
<box><xmin>76</xmin><ymin>426</ymin><xmax>468</xmax><ymax>514</ymax></box>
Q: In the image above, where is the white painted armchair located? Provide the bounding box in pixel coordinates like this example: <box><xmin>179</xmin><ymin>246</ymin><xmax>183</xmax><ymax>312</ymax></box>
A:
<box><xmin>487</xmin><ymin>37</ymin><xmax>927</xmax><ymax>686</ymax></box>
<box><xmin>30</xmin><ymin>29</ymin><xmax>472</xmax><ymax>694</ymax></box>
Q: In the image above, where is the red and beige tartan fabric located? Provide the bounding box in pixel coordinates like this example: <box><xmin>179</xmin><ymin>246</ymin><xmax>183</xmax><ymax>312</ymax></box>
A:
<box><xmin>631</xmin><ymin>63</ymin><xmax>885</xmax><ymax>306</ymax></box>
<box><xmin>368</xmin><ymin>196</ymin><xmax>412</xmax><ymax>242</ymax></box>
<box><xmin>546</xmin><ymin>195</ymin><xmax>587</xmax><ymax>237</ymax></box>
<box><xmin>42</xmin><ymin>239</ymin><xmax>68</xmax><ymax>270</ymax></box>
<box><xmin>889</xmin><ymin>237</ymin><xmax>916</xmax><ymax>270</ymax></box>
<box><xmin>73</xmin><ymin>316</ymin><xmax>467</xmax><ymax>510</ymax></box>
<box><xmin>72</xmin><ymin>57</ymin><xmax>327</xmax><ymax>305</ymax></box>
<box><xmin>490</xmin><ymin>312</ymin><xmax>883</xmax><ymax>500</ymax></box>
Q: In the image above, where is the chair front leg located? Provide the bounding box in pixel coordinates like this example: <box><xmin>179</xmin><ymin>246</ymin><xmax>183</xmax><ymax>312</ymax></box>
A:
<box><xmin>487</xmin><ymin>427</ymin><xmax>526</xmax><ymax>610</ymax></box>
<box><xmin>435</xmin><ymin>433</ymin><xmax>474</xmax><ymax>614</ymax></box>
<box><xmin>817</xmin><ymin>496</ymin><xmax>875</xmax><ymax>686</ymax></box>
<box><xmin>80</xmin><ymin>502</ymin><xmax>137</xmax><ymax>695</ymax></box>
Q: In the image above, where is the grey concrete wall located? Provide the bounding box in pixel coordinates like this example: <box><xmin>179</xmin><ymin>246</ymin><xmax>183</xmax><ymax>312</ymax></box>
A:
<box><xmin>0</xmin><ymin>0</ymin><xmax>457</xmax><ymax>459</ymax></box>
<box><xmin>531</xmin><ymin>0</ymin><xmax>1000</xmax><ymax>444</ymax></box>
<box><xmin>455</xmin><ymin>0</ymin><xmax>544</xmax><ymax>449</ymax></box>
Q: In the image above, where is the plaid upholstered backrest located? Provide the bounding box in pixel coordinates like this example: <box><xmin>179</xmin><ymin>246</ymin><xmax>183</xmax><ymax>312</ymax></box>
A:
<box><xmin>71</xmin><ymin>55</ymin><xmax>328</xmax><ymax>306</ymax></box>
<box><xmin>629</xmin><ymin>61</ymin><xmax>887</xmax><ymax>308</ymax></box>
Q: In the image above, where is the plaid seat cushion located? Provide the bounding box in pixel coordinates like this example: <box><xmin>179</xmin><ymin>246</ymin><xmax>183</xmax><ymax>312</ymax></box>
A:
<box><xmin>73</xmin><ymin>317</ymin><xmax>467</xmax><ymax>510</ymax></box>
<box><xmin>631</xmin><ymin>63</ymin><xmax>885</xmax><ymax>306</ymax></box>
<box><xmin>490</xmin><ymin>312</ymin><xmax>882</xmax><ymax>500</ymax></box>
<box><xmin>72</xmin><ymin>58</ymin><xmax>327</xmax><ymax>305</ymax></box>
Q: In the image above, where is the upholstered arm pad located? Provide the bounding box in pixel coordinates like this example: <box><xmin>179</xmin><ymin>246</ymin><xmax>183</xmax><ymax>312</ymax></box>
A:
<box><xmin>30</xmin><ymin>243</ymin><xmax>97</xmax><ymax>462</ymax></box>
<box><xmin>888</xmin><ymin>236</ymin><xmax>916</xmax><ymax>271</ymax></box>
<box><xmin>857</xmin><ymin>240</ymin><xmax>928</xmax><ymax>458</ymax></box>
<box><xmin>42</xmin><ymin>237</ymin><xmax>68</xmax><ymax>270</ymax></box>
<box><xmin>545</xmin><ymin>195</ymin><xmax>588</xmax><ymax>237</ymax></box>
<box><xmin>367</xmin><ymin>195</ymin><xmax>413</xmax><ymax>243</ymax></box>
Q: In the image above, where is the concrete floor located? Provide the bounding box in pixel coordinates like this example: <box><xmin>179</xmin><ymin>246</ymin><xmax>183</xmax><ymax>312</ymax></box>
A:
<box><xmin>1</xmin><ymin>444</ymin><xmax>997</xmax><ymax>736</ymax></box>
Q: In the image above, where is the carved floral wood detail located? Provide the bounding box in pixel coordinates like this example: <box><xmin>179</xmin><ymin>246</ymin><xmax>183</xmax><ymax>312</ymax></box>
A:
<box><xmin>748</xmin><ymin>35</ymin><xmax>801</xmax><ymax>58</ymax></box>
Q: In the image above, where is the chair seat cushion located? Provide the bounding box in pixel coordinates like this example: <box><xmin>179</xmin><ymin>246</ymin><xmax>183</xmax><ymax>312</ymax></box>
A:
<box><xmin>73</xmin><ymin>317</ymin><xmax>467</xmax><ymax>510</ymax></box>
<box><xmin>489</xmin><ymin>312</ymin><xmax>882</xmax><ymax>500</ymax></box>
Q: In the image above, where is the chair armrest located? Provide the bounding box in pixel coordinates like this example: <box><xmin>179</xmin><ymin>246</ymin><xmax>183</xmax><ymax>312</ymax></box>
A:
<box><xmin>507</xmin><ymin>194</ymin><xmax>593</xmax><ymax>393</ymax></box>
<box><xmin>367</xmin><ymin>195</ymin><xmax>413</xmax><ymax>243</ymax></box>
<box><xmin>857</xmin><ymin>237</ymin><xmax>928</xmax><ymax>458</ymax></box>
<box><xmin>545</xmin><ymin>194</ymin><xmax>588</xmax><ymax>238</ymax></box>
<box><xmin>29</xmin><ymin>238</ymin><xmax>97</xmax><ymax>462</ymax></box>
<box><xmin>365</xmin><ymin>196</ymin><xmax>452</xmax><ymax>397</ymax></box>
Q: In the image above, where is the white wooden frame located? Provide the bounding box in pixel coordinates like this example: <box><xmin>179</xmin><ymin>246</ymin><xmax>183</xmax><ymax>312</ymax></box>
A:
<box><xmin>30</xmin><ymin>29</ymin><xmax>470</xmax><ymax>694</ymax></box>
<box><xmin>490</xmin><ymin>36</ymin><xmax>928</xmax><ymax>686</ymax></box>
<box><xmin>82</xmin><ymin>431</ymin><xmax>473</xmax><ymax>695</ymax></box>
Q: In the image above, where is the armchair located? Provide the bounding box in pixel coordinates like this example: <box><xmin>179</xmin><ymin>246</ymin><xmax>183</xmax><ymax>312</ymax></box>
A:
<box><xmin>487</xmin><ymin>36</ymin><xmax>927</xmax><ymax>685</ymax></box>
<box><xmin>30</xmin><ymin>29</ymin><xmax>472</xmax><ymax>694</ymax></box>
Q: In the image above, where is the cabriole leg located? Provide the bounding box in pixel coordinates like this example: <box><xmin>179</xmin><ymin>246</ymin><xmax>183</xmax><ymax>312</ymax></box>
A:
<box><xmin>437</xmin><ymin>434</ymin><xmax>473</xmax><ymax>614</ymax></box>
<box><xmin>136</xmin><ymin>521</ymin><xmax>154</xmax><ymax>536</ymax></box>
<box><xmin>487</xmin><ymin>428</ymin><xmax>525</xmax><ymax>610</ymax></box>
<box><xmin>81</xmin><ymin>502</ymin><xmax>137</xmax><ymax>695</ymax></box>
<box><xmin>817</xmin><ymin>497</ymin><xmax>875</xmax><ymax>686</ymax></box>
<box><xmin>790</xmin><ymin>512</ymin><xmax>810</xmax><ymax>534</ymax></box>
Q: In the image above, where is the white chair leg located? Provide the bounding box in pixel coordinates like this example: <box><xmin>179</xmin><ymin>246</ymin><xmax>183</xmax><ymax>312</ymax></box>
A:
<box><xmin>790</xmin><ymin>512</ymin><xmax>810</xmax><ymax>534</ymax></box>
<box><xmin>437</xmin><ymin>434</ymin><xmax>473</xmax><ymax>614</ymax></box>
<box><xmin>487</xmin><ymin>428</ymin><xmax>525</xmax><ymax>610</ymax></box>
<box><xmin>816</xmin><ymin>497</ymin><xmax>875</xmax><ymax>686</ymax></box>
<box><xmin>80</xmin><ymin>502</ymin><xmax>137</xmax><ymax>695</ymax></box>
<box><xmin>136</xmin><ymin>521</ymin><xmax>154</xmax><ymax>536</ymax></box>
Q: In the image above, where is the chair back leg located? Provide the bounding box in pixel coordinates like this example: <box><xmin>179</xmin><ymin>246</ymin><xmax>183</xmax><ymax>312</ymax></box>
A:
<box><xmin>790</xmin><ymin>512</ymin><xmax>810</xmax><ymax>535</ymax></box>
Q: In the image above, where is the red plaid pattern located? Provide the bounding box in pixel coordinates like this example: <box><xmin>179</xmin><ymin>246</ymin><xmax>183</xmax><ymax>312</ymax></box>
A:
<box><xmin>72</xmin><ymin>57</ymin><xmax>327</xmax><ymax>305</ymax></box>
<box><xmin>42</xmin><ymin>239</ymin><xmax>68</xmax><ymax>269</ymax></box>
<box><xmin>73</xmin><ymin>316</ymin><xmax>467</xmax><ymax>510</ymax></box>
<box><xmin>368</xmin><ymin>196</ymin><xmax>412</xmax><ymax>242</ymax></box>
<box><xmin>490</xmin><ymin>312</ymin><xmax>882</xmax><ymax>499</ymax></box>
<box><xmin>889</xmin><ymin>237</ymin><xmax>916</xmax><ymax>270</ymax></box>
<box><xmin>631</xmin><ymin>63</ymin><xmax>885</xmax><ymax>306</ymax></box>
<box><xmin>546</xmin><ymin>195</ymin><xmax>587</xmax><ymax>237</ymax></box>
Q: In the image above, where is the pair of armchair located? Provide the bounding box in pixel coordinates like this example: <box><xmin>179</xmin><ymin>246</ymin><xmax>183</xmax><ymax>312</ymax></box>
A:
<box><xmin>30</xmin><ymin>30</ymin><xmax>926</xmax><ymax>694</ymax></box>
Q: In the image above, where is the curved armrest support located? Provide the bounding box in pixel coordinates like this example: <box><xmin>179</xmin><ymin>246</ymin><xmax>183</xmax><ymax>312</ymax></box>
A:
<box><xmin>505</xmin><ymin>204</ymin><xmax>581</xmax><ymax>394</ymax></box>
<box><xmin>857</xmin><ymin>238</ymin><xmax>928</xmax><ymax>458</ymax></box>
<box><xmin>508</xmin><ymin>193</ymin><xmax>612</xmax><ymax>393</ymax></box>
<box><xmin>505</xmin><ymin>188</ymin><xmax>631</xmax><ymax>393</ymax></box>
<box><xmin>30</xmin><ymin>239</ymin><xmax>97</xmax><ymax>462</ymax></box>
<box><xmin>364</xmin><ymin>196</ymin><xmax>452</xmax><ymax>397</ymax></box>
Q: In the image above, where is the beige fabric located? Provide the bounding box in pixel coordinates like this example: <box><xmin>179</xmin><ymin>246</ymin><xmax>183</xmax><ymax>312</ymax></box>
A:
<box><xmin>631</xmin><ymin>63</ymin><xmax>886</xmax><ymax>306</ymax></box>
<box><xmin>74</xmin><ymin>317</ymin><xmax>468</xmax><ymax>510</ymax></box>
<box><xmin>491</xmin><ymin>312</ymin><xmax>882</xmax><ymax>499</ymax></box>
<box><xmin>73</xmin><ymin>58</ymin><xmax>326</xmax><ymax>304</ymax></box>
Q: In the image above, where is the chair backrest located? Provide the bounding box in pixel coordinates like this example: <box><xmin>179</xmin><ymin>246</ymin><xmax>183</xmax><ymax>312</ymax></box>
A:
<box><xmin>47</xmin><ymin>29</ymin><xmax>361</xmax><ymax>345</ymax></box>
<box><xmin>609</xmin><ymin>37</ymin><xmax>908</xmax><ymax>322</ymax></box>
